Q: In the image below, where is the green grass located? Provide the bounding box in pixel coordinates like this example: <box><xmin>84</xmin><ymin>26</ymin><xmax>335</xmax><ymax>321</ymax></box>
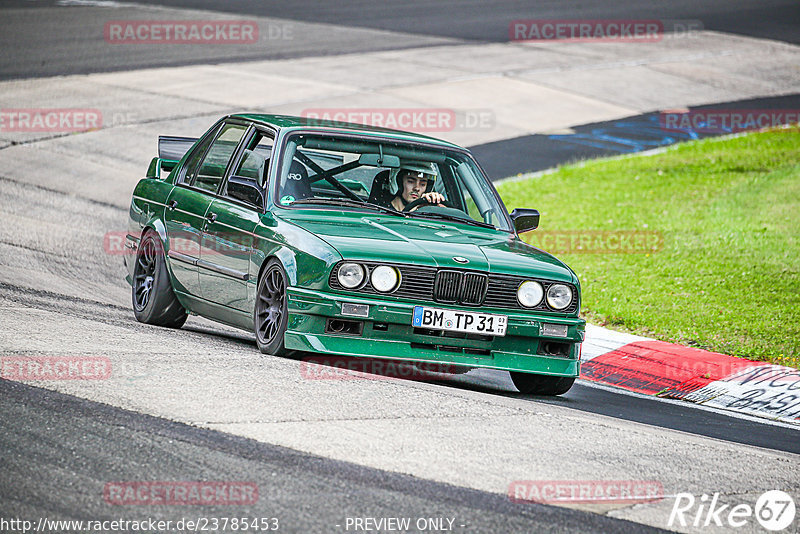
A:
<box><xmin>496</xmin><ymin>128</ymin><xmax>800</xmax><ymax>368</ymax></box>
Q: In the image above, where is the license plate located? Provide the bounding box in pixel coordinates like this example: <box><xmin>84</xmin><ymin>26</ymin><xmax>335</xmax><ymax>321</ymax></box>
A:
<box><xmin>412</xmin><ymin>306</ymin><xmax>507</xmax><ymax>337</ymax></box>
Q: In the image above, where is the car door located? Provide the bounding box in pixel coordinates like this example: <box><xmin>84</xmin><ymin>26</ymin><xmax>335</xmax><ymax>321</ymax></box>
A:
<box><xmin>164</xmin><ymin>121</ymin><xmax>248</xmax><ymax>297</ymax></box>
<box><xmin>199</xmin><ymin>129</ymin><xmax>273</xmax><ymax>310</ymax></box>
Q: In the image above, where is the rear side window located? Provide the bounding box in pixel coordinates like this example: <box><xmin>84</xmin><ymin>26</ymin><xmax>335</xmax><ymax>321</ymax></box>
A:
<box><xmin>180</xmin><ymin>126</ymin><xmax>219</xmax><ymax>185</ymax></box>
<box><xmin>228</xmin><ymin>131</ymin><xmax>273</xmax><ymax>186</ymax></box>
<box><xmin>186</xmin><ymin>123</ymin><xmax>248</xmax><ymax>193</ymax></box>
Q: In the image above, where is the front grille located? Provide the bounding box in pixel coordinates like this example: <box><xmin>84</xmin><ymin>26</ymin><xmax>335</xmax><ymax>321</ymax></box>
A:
<box><xmin>395</xmin><ymin>268</ymin><xmax>436</xmax><ymax>300</ymax></box>
<box><xmin>329</xmin><ymin>262</ymin><xmax>577</xmax><ymax>314</ymax></box>
<box><xmin>434</xmin><ymin>271</ymin><xmax>461</xmax><ymax>303</ymax></box>
<box><xmin>462</xmin><ymin>272</ymin><xmax>487</xmax><ymax>305</ymax></box>
<box><xmin>484</xmin><ymin>275</ymin><xmax>521</xmax><ymax>309</ymax></box>
<box><xmin>485</xmin><ymin>273</ymin><xmax>579</xmax><ymax>314</ymax></box>
<box><xmin>433</xmin><ymin>271</ymin><xmax>487</xmax><ymax>305</ymax></box>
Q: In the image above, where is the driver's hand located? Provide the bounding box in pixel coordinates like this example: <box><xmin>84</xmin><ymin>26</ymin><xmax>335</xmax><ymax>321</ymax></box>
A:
<box><xmin>421</xmin><ymin>192</ymin><xmax>446</xmax><ymax>205</ymax></box>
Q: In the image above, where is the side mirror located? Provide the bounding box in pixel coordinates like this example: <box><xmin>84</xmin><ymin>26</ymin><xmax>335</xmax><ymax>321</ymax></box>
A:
<box><xmin>227</xmin><ymin>176</ymin><xmax>265</xmax><ymax>209</ymax></box>
<box><xmin>509</xmin><ymin>208</ymin><xmax>540</xmax><ymax>234</ymax></box>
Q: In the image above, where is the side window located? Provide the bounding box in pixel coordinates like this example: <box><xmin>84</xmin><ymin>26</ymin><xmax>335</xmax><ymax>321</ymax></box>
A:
<box><xmin>228</xmin><ymin>131</ymin><xmax>273</xmax><ymax>186</ymax></box>
<box><xmin>180</xmin><ymin>126</ymin><xmax>220</xmax><ymax>184</ymax></box>
<box><xmin>455</xmin><ymin>161</ymin><xmax>500</xmax><ymax>226</ymax></box>
<box><xmin>187</xmin><ymin>123</ymin><xmax>248</xmax><ymax>193</ymax></box>
<box><xmin>437</xmin><ymin>163</ymin><xmax>467</xmax><ymax>212</ymax></box>
<box><xmin>219</xmin><ymin>131</ymin><xmax>273</xmax><ymax>209</ymax></box>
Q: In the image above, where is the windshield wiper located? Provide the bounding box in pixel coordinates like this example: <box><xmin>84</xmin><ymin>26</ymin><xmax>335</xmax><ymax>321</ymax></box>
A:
<box><xmin>289</xmin><ymin>198</ymin><xmax>407</xmax><ymax>217</ymax></box>
<box><xmin>408</xmin><ymin>211</ymin><xmax>495</xmax><ymax>229</ymax></box>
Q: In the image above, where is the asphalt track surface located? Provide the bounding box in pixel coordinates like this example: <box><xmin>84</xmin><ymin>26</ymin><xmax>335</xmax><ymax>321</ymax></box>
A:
<box><xmin>1</xmin><ymin>0</ymin><xmax>798</xmax><ymax>79</ymax></box>
<box><xmin>1</xmin><ymin>379</ymin><xmax>664</xmax><ymax>533</ymax></box>
<box><xmin>119</xmin><ymin>0</ymin><xmax>800</xmax><ymax>45</ymax></box>
<box><xmin>444</xmin><ymin>373</ymin><xmax>800</xmax><ymax>456</ymax></box>
<box><xmin>1</xmin><ymin>1</ymin><xmax>799</xmax><ymax>533</ymax></box>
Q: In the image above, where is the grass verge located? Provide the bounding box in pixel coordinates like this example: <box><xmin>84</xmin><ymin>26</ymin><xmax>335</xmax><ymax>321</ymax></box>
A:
<box><xmin>496</xmin><ymin>127</ymin><xmax>799</xmax><ymax>368</ymax></box>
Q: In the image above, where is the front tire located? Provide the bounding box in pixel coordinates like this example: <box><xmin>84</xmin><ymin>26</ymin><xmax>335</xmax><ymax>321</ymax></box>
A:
<box><xmin>254</xmin><ymin>259</ymin><xmax>292</xmax><ymax>356</ymax></box>
<box><xmin>132</xmin><ymin>230</ymin><xmax>188</xmax><ymax>328</ymax></box>
<box><xmin>510</xmin><ymin>372</ymin><xmax>575</xmax><ymax>396</ymax></box>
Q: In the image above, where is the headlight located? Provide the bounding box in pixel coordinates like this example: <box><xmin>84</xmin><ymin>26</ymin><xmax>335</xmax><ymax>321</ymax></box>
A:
<box><xmin>337</xmin><ymin>263</ymin><xmax>365</xmax><ymax>289</ymax></box>
<box><xmin>370</xmin><ymin>265</ymin><xmax>400</xmax><ymax>292</ymax></box>
<box><xmin>517</xmin><ymin>280</ymin><xmax>544</xmax><ymax>307</ymax></box>
<box><xmin>546</xmin><ymin>284</ymin><xmax>573</xmax><ymax>310</ymax></box>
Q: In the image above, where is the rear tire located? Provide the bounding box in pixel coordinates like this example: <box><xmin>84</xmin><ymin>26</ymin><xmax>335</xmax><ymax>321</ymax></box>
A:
<box><xmin>510</xmin><ymin>372</ymin><xmax>575</xmax><ymax>396</ymax></box>
<box><xmin>254</xmin><ymin>259</ymin><xmax>292</xmax><ymax>356</ymax></box>
<box><xmin>132</xmin><ymin>230</ymin><xmax>188</xmax><ymax>328</ymax></box>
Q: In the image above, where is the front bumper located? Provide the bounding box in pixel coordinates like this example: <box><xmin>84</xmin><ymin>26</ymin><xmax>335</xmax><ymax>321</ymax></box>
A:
<box><xmin>285</xmin><ymin>287</ymin><xmax>584</xmax><ymax>377</ymax></box>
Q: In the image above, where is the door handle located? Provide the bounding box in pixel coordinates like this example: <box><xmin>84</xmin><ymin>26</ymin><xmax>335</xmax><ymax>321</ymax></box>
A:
<box><xmin>167</xmin><ymin>200</ymin><xmax>178</xmax><ymax>210</ymax></box>
<box><xmin>207</xmin><ymin>212</ymin><xmax>217</xmax><ymax>223</ymax></box>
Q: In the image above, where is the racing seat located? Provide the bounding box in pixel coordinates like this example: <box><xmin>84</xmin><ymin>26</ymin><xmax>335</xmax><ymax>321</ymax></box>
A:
<box><xmin>280</xmin><ymin>160</ymin><xmax>312</xmax><ymax>202</ymax></box>
<box><xmin>367</xmin><ymin>170</ymin><xmax>394</xmax><ymax>206</ymax></box>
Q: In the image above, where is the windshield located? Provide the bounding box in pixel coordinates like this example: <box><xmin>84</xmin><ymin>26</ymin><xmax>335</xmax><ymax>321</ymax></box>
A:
<box><xmin>274</xmin><ymin>132</ymin><xmax>512</xmax><ymax>231</ymax></box>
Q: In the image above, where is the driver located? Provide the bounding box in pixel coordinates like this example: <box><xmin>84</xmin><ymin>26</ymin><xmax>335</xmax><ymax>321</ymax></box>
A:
<box><xmin>390</xmin><ymin>162</ymin><xmax>445</xmax><ymax>212</ymax></box>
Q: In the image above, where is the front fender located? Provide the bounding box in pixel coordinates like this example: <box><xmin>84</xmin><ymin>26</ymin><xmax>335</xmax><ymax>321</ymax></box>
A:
<box><xmin>248</xmin><ymin>215</ymin><xmax>342</xmax><ymax>309</ymax></box>
<box><xmin>273</xmin><ymin>246</ymin><xmax>299</xmax><ymax>286</ymax></box>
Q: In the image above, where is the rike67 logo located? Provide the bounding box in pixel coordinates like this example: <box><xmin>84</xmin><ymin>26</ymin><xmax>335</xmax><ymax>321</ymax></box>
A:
<box><xmin>669</xmin><ymin>490</ymin><xmax>796</xmax><ymax>531</ymax></box>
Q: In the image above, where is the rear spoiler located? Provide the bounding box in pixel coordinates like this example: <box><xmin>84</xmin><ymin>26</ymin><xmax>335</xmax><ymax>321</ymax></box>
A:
<box><xmin>146</xmin><ymin>136</ymin><xmax>198</xmax><ymax>178</ymax></box>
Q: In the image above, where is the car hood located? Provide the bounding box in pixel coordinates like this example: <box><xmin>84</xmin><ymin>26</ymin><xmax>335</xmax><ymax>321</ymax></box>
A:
<box><xmin>278</xmin><ymin>209</ymin><xmax>577</xmax><ymax>283</ymax></box>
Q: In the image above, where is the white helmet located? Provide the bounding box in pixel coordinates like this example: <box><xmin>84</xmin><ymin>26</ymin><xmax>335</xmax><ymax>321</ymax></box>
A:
<box><xmin>395</xmin><ymin>162</ymin><xmax>437</xmax><ymax>193</ymax></box>
<box><xmin>398</xmin><ymin>161</ymin><xmax>437</xmax><ymax>181</ymax></box>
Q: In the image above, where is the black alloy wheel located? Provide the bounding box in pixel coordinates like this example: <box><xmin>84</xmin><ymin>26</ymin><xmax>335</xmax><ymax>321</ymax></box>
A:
<box><xmin>254</xmin><ymin>259</ymin><xmax>291</xmax><ymax>356</ymax></box>
<box><xmin>131</xmin><ymin>230</ymin><xmax>188</xmax><ymax>328</ymax></box>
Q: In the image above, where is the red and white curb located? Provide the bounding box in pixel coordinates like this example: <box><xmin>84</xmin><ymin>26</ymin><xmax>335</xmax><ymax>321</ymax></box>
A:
<box><xmin>581</xmin><ymin>325</ymin><xmax>800</xmax><ymax>424</ymax></box>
